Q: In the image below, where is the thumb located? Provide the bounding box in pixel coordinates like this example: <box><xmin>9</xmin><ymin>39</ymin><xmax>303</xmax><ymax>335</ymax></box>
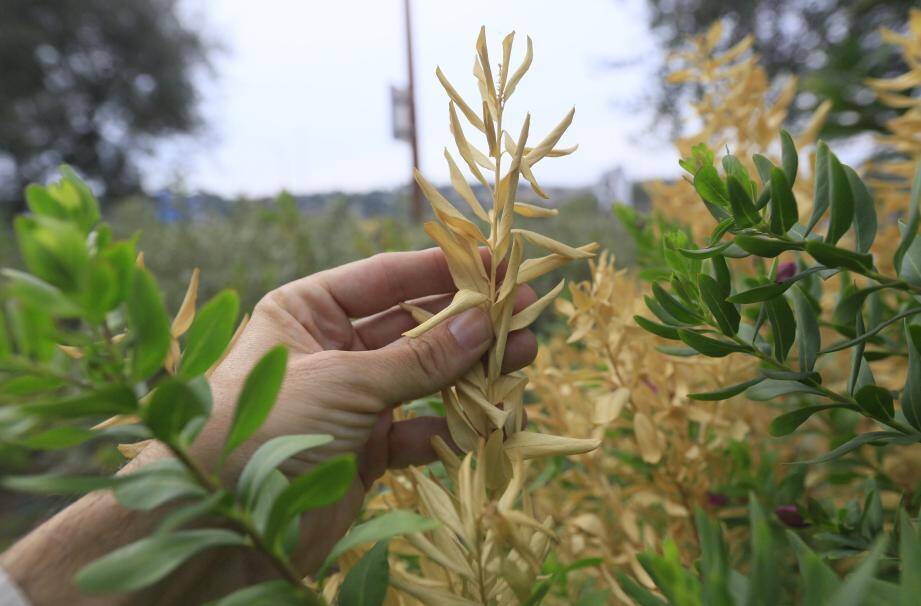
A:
<box><xmin>351</xmin><ymin>307</ymin><xmax>493</xmax><ymax>404</ymax></box>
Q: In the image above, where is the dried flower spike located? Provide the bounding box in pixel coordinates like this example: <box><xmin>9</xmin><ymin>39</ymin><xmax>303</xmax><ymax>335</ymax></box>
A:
<box><xmin>407</xmin><ymin>27</ymin><xmax>600</xmax><ymax>486</ymax></box>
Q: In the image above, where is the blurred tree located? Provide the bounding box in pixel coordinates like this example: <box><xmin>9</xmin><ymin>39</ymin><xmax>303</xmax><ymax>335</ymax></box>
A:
<box><xmin>643</xmin><ymin>0</ymin><xmax>914</xmax><ymax>139</ymax></box>
<box><xmin>0</xmin><ymin>0</ymin><xmax>211</xmax><ymax>210</ymax></box>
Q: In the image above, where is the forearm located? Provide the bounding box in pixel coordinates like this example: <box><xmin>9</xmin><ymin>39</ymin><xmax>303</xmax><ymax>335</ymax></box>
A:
<box><xmin>0</xmin><ymin>446</ymin><xmax>170</xmax><ymax>606</ymax></box>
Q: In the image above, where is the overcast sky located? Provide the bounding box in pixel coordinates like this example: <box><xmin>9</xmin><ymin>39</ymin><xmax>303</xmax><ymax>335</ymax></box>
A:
<box><xmin>151</xmin><ymin>0</ymin><xmax>679</xmax><ymax>197</ymax></box>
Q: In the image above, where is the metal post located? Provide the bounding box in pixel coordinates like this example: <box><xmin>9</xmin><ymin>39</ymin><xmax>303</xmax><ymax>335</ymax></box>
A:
<box><xmin>403</xmin><ymin>0</ymin><xmax>422</xmax><ymax>222</ymax></box>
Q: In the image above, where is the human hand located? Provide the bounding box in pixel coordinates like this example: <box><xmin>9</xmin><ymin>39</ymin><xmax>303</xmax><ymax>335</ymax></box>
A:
<box><xmin>186</xmin><ymin>247</ymin><xmax>538</xmax><ymax>572</ymax></box>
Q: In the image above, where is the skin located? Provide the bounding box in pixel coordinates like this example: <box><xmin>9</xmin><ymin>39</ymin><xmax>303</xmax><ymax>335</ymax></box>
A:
<box><xmin>0</xmin><ymin>248</ymin><xmax>538</xmax><ymax>605</ymax></box>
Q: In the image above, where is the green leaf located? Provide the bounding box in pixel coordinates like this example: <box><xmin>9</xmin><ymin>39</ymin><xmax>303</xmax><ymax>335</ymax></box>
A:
<box><xmin>780</xmin><ymin>130</ymin><xmax>798</xmax><ymax>185</ymax></box>
<box><xmin>769</xmin><ymin>405</ymin><xmax>850</xmax><ymax>437</ymax></box>
<box><xmin>178</xmin><ymin>290</ymin><xmax>240</xmax><ymax>378</ymax></box>
<box><xmin>677</xmin><ymin>329</ymin><xmax>751</xmax><ymax>358</ymax></box>
<box><xmin>265</xmin><ymin>454</ymin><xmax>357</xmax><ymax>549</ymax></box>
<box><xmin>791</xmin><ymin>287</ymin><xmax>819</xmax><ymax>372</ymax></box>
<box><xmin>210</xmin><ymin>581</ymin><xmax>305</xmax><ymax>606</ymax></box>
<box><xmin>854</xmin><ymin>385</ymin><xmax>894</xmax><ymax>421</ymax></box>
<box><xmin>0</xmin><ymin>474</ymin><xmax>121</xmax><ymax>495</ymax></box>
<box><xmin>688</xmin><ymin>376</ymin><xmax>764</xmax><ymax>401</ymax></box>
<box><xmin>56</xmin><ymin>166</ymin><xmax>101</xmax><ymax>233</ymax></box>
<box><xmin>0</xmin><ymin>309</ymin><xmax>9</xmax><ymax>360</ymax></box>
<box><xmin>237</xmin><ymin>433</ymin><xmax>333</xmax><ymax>508</ymax></box>
<box><xmin>833</xmin><ymin>284</ymin><xmax>887</xmax><ymax>329</ymax></box>
<box><xmin>323</xmin><ymin>510</ymin><xmax>439</xmax><ymax>570</ymax></box>
<box><xmin>699</xmin><ymin>275</ymin><xmax>740</xmax><ymax>336</ymax></box>
<box><xmin>20</xmin><ymin>385</ymin><xmax>136</xmax><ymax>419</ymax></box>
<box><xmin>114</xmin><ymin>460</ymin><xmax>205</xmax><ymax>511</ymax></box>
<box><xmin>14</xmin><ymin>215</ymin><xmax>89</xmax><ymax>294</ymax></box>
<box><xmin>902</xmin><ymin>321</ymin><xmax>921</xmax><ymax>432</ymax></box>
<box><xmin>1</xmin><ymin>269</ymin><xmax>82</xmax><ymax>317</ymax></box>
<box><xmin>804</xmin><ymin>241</ymin><xmax>873</xmax><ymax>272</ymax></box>
<box><xmin>766</xmin><ymin>296</ymin><xmax>795</xmax><ymax>362</ymax></box>
<box><xmin>828</xmin><ymin>537</ymin><xmax>888</xmax><ymax>606</ymax></box>
<box><xmin>752</xmin><ymin>154</ymin><xmax>775</xmax><ymax>186</ymax></box>
<box><xmin>843</xmin><ymin>166</ymin><xmax>877</xmax><ymax>254</ymax></box>
<box><xmin>894</xmin><ymin>161</ymin><xmax>921</xmax><ymax>272</ymax></box>
<box><xmin>711</xmin><ymin>255</ymin><xmax>732</xmax><ymax>297</ymax></box>
<box><xmin>127</xmin><ymin>267</ymin><xmax>171</xmax><ymax>380</ymax></box>
<box><xmin>15</xmin><ymin>426</ymin><xmax>95</xmax><ymax>450</ymax></box>
<box><xmin>338</xmin><ymin>540</ymin><xmax>390</xmax><ymax>606</ymax></box>
<box><xmin>787</xmin><ymin>531</ymin><xmax>840</xmax><ymax>604</ymax></box>
<box><xmin>75</xmin><ymin>529</ymin><xmax>245</xmax><ymax>593</ymax></box>
<box><xmin>727</xmin><ymin>175</ymin><xmax>760</xmax><ymax>227</ymax></box>
<box><xmin>805</xmin><ymin>141</ymin><xmax>831</xmax><ymax>235</ymax></box>
<box><xmin>769</xmin><ymin>167</ymin><xmax>798</xmax><ymax>234</ymax></box>
<box><xmin>614</xmin><ymin>572</ymin><xmax>669</xmax><ymax>606</ymax></box>
<box><xmin>896</xmin><ymin>219</ymin><xmax>921</xmax><ymax>293</ymax></box>
<box><xmin>900</xmin><ymin>510</ymin><xmax>921</xmax><ymax>606</ymax></box>
<box><xmin>694</xmin><ymin>509</ymin><xmax>732</xmax><ymax>606</ymax></box>
<box><xmin>797</xmin><ymin>431</ymin><xmax>910</xmax><ymax>464</ymax></box>
<box><xmin>678</xmin><ymin>243</ymin><xmax>731</xmax><ymax>259</ymax></box>
<box><xmin>25</xmin><ymin>184</ymin><xmax>68</xmax><ymax>221</ymax></box>
<box><xmin>733</xmin><ymin>235</ymin><xmax>804</xmax><ymax>258</ymax></box>
<box><xmin>144</xmin><ymin>378</ymin><xmax>210</xmax><ymax>445</ymax></box>
<box><xmin>157</xmin><ymin>492</ymin><xmax>229</xmax><ymax>534</ymax></box>
<box><xmin>693</xmin><ymin>165</ymin><xmax>731</xmax><ymax>220</ymax></box>
<box><xmin>224</xmin><ymin>346</ymin><xmax>288</xmax><ymax>456</ymax></box>
<box><xmin>748</xmin><ymin>497</ymin><xmax>779</xmax><ymax>606</ymax></box>
<box><xmin>825</xmin><ymin>154</ymin><xmax>854</xmax><ymax>246</ymax></box>
<box><xmin>746</xmin><ymin>379</ymin><xmax>825</xmax><ymax>401</ymax></box>
<box><xmin>822</xmin><ymin>307</ymin><xmax>921</xmax><ymax>354</ymax></box>
<box><xmin>651</xmin><ymin>283</ymin><xmax>701</xmax><ymax>325</ymax></box>
<box><xmin>728</xmin><ymin>280</ymin><xmax>790</xmax><ymax>304</ymax></box>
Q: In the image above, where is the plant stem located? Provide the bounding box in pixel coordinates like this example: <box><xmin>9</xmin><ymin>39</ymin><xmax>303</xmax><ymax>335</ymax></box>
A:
<box><xmin>728</xmin><ymin>335</ymin><xmax>918</xmax><ymax>436</ymax></box>
<box><xmin>166</xmin><ymin>442</ymin><xmax>325</xmax><ymax>606</ymax></box>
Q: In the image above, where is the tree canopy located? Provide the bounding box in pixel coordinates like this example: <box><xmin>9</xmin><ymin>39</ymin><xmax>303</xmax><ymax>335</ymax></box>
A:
<box><xmin>0</xmin><ymin>0</ymin><xmax>211</xmax><ymax>208</ymax></box>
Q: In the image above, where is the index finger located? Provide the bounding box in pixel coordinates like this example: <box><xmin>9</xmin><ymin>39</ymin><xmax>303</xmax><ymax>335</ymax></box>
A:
<box><xmin>287</xmin><ymin>247</ymin><xmax>492</xmax><ymax>319</ymax></box>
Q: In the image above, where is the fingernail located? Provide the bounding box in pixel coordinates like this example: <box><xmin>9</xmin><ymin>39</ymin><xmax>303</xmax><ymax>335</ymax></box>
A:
<box><xmin>448</xmin><ymin>308</ymin><xmax>492</xmax><ymax>351</ymax></box>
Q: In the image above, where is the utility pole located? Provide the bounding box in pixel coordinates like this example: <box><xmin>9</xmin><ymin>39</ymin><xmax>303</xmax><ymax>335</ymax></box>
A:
<box><xmin>403</xmin><ymin>0</ymin><xmax>422</xmax><ymax>222</ymax></box>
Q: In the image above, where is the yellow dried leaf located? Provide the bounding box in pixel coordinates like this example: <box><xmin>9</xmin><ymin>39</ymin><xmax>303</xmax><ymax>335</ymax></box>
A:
<box><xmin>504</xmin><ymin>35</ymin><xmax>532</xmax><ymax>100</ymax></box>
<box><xmin>449</xmin><ymin>102</ymin><xmax>489</xmax><ymax>188</ymax></box>
<box><xmin>423</xmin><ymin>221</ymin><xmax>487</xmax><ymax>294</ymax></box>
<box><xmin>92</xmin><ymin>414</ymin><xmax>141</xmax><ymax>431</ymax></box>
<box><xmin>411</xmin><ymin>468</ymin><xmax>465</xmax><ymax>539</ymax></box>
<box><xmin>496</xmin><ymin>234</ymin><xmax>523</xmax><ymax>304</ymax></box>
<box><xmin>135</xmin><ymin>251</ymin><xmax>145</xmax><ymax>268</ymax></box>
<box><xmin>517</xmin><ymin>242</ymin><xmax>599</xmax><ymax>284</ymax></box>
<box><xmin>444</xmin><ymin>388</ymin><xmax>480</xmax><ymax>452</ymax></box>
<box><xmin>592</xmin><ymin>387</ymin><xmax>630</xmax><ymax>425</ymax></box>
<box><xmin>633</xmin><ymin>412</ymin><xmax>662</xmax><ymax>464</ymax></box>
<box><xmin>524</xmin><ymin>108</ymin><xmax>575</xmax><ymax>166</ymax></box>
<box><xmin>391</xmin><ymin>570</ymin><xmax>480</xmax><ymax>606</ymax></box>
<box><xmin>405</xmin><ymin>532</ymin><xmax>475</xmax><ymax>579</ymax></box>
<box><xmin>503</xmin><ymin>431</ymin><xmax>600</xmax><ymax>459</ymax></box>
<box><xmin>414</xmin><ymin>169</ymin><xmax>487</xmax><ymax>242</ymax></box>
<box><xmin>57</xmin><ymin>344</ymin><xmax>83</xmax><ymax>359</ymax></box>
<box><xmin>444</xmin><ymin>149</ymin><xmax>489</xmax><ymax>221</ymax></box>
<box><xmin>171</xmin><ymin>267</ymin><xmax>200</xmax><ymax>337</ymax></box>
<box><xmin>403</xmin><ymin>289</ymin><xmax>487</xmax><ymax>338</ymax></box>
<box><xmin>513</xmin><ymin>229</ymin><xmax>594</xmax><ymax>259</ymax></box>
<box><xmin>509</xmin><ymin>279</ymin><xmax>564</xmax><ymax>331</ymax></box>
<box><xmin>435</xmin><ymin>66</ymin><xmax>485</xmax><ymax>132</ymax></box>
<box><xmin>513</xmin><ymin>202</ymin><xmax>558</xmax><ymax>218</ymax></box>
<box><xmin>399</xmin><ymin>302</ymin><xmax>434</xmax><ymax>323</ymax></box>
<box><xmin>116</xmin><ymin>439</ymin><xmax>150</xmax><ymax>460</ymax></box>
<box><xmin>499</xmin><ymin>31</ymin><xmax>515</xmax><ymax>93</ymax></box>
